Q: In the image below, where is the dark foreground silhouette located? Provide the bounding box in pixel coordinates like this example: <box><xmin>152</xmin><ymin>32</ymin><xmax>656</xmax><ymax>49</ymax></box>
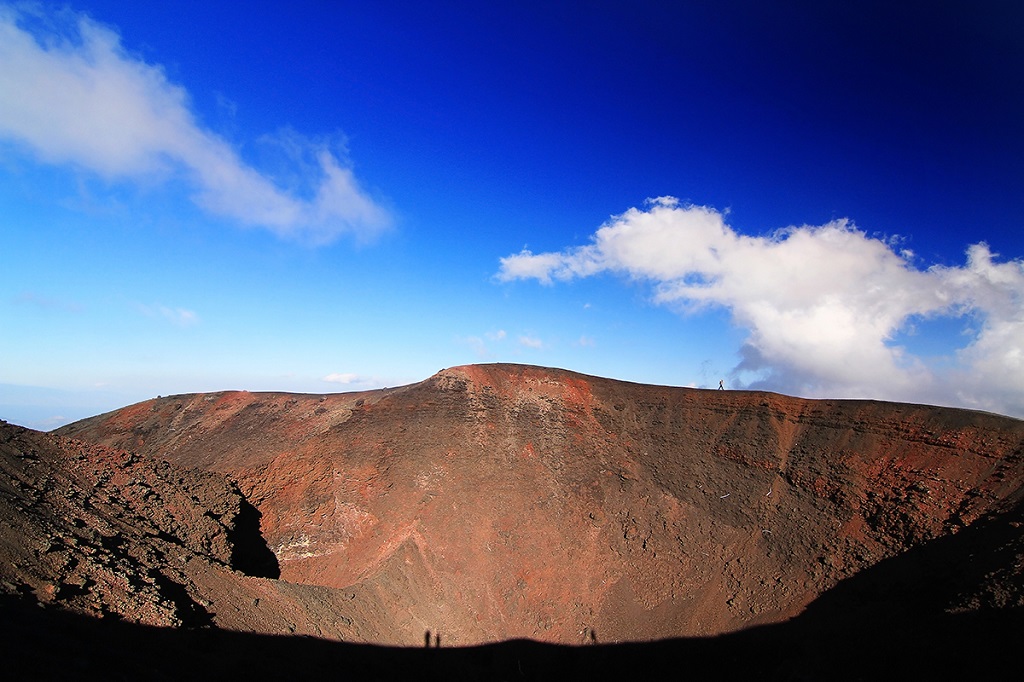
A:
<box><xmin>5</xmin><ymin>496</ymin><xmax>1022</xmax><ymax>681</ymax></box>
<box><xmin>1</xmin><ymin>598</ymin><xmax>1018</xmax><ymax>681</ymax></box>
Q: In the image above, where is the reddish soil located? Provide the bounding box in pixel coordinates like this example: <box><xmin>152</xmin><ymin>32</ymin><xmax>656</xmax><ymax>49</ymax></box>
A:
<box><xmin>42</xmin><ymin>362</ymin><xmax>1023</xmax><ymax>654</ymax></box>
<box><xmin>0</xmin><ymin>419</ymin><xmax>394</xmax><ymax>642</ymax></box>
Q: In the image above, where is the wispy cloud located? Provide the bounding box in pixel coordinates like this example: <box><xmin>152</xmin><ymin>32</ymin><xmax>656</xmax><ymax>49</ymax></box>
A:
<box><xmin>461</xmin><ymin>329</ymin><xmax>508</xmax><ymax>359</ymax></box>
<box><xmin>136</xmin><ymin>303</ymin><xmax>198</xmax><ymax>327</ymax></box>
<box><xmin>14</xmin><ymin>291</ymin><xmax>83</xmax><ymax>313</ymax></box>
<box><xmin>518</xmin><ymin>335</ymin><xmax>543</xmax><ymax>349</ymax></box>
<box><xmin>323</xmin><ymin>373</ymin><xmax>359</xmax><ymax>384</ymax></box>
<box><xmin>498</xmin><ymin>197</ymin><xmax>1024</xmax><ymax>417</ymax></box>
<box><xmin>321</xmin><ymin>372</ymin><xmax>388</xmax><ymax>391</ymax></box>
<box><xmin>0</xmin><ymin>4</ymin><xmax>390</xmax><ymax>244</ymax></box>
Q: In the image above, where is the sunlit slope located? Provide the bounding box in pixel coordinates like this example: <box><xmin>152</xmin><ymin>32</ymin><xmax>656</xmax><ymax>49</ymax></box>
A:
<box><xmin>58</xmin><ymin>363</ymin><xmax>1024</xmax><ymax>645</ymax></box>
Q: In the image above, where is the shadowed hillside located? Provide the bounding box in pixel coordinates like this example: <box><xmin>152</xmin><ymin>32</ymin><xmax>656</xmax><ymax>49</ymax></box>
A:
<box><xmin>52</xmin><ymin>363</ymin><xmax>1024</xmax><ymax>647</ymax></box>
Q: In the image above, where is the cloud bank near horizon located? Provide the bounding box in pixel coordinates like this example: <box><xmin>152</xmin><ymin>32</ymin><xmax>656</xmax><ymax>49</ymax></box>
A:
<box><xmin>498</xmin><ymin>197</ymin><xmax>1024</xmax><ymax>418</ymax></box>
<box><xmin>0</xmin><ymin>4</ymin><xmax>390</xmax><ymax>244</ymax></box>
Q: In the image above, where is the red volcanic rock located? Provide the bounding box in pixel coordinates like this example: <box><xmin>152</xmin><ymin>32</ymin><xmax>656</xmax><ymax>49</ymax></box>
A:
<box><xmin>0</xmin><ymin>420</ymin><xmax>381</xmax><ymax>641</ymax></box>
<box><xmin>56</xmin><ymin>363</ymin><xmax>1024</xmax><ymax>647</ymax></box>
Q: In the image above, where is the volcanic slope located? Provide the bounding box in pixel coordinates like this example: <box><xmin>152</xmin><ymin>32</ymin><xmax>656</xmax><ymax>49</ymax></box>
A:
<box><xmin>0</xmin><ymin>419</ymin><xmax>401</xmax><ymax>641</ymax></box>
<box><xmin>57</xmin><ymin>363</ymin><xmax>1024</xmax><ymax>646</ymax></box>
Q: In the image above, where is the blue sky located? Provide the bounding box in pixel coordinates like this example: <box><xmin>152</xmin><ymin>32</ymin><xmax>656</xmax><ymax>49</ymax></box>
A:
<box><xmin>2</xmin><ymin>0</ymin><xmax>1023</xmax><ymax>428</ymax></box>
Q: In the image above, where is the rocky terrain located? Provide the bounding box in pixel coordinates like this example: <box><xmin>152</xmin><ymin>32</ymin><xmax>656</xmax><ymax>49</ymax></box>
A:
<box><xmin>0</xmin><ymin>418</ymin><xmax>382</xmax><ymax>640</ymax></box>
<box><xmin>3</xmin><ymin>363</ymin><xmax>1023</xmax><ymax>679</ymax></box>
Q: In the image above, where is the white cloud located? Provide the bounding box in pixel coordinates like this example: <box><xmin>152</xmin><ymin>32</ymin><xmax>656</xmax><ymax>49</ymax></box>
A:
<box><xmin>518</xmin><ymin>335</ymin><xmax>544</xmax><ymax>349</ymax></box>
<box><xmin>0</xmin><ymin>5</ymin><xmax>390</xmax><ymax>244</ymax></box>
<box><xmin>136</xmin><ymin>303</ymin><xmax>198</xmax><ymax>327</ymax></box>
<box><xmin>497</xmin><ymin>198</ymin><xmax>1024</xmax><ymax>417</ymax></box>
<box><xmin>164</xmin><ymin>307</ymin><xmax>198</xmax><ymax>327</ymax></box>
<box><xmin>461</xmin><ymin>330</ymin><xmax>508</xmax><ymax>359</ymax></box>
<box><xmin>323</xmin><ymin>372</ymin><xmax>362</xmax><ymax>384</ymax></box>
<box><xmin>462</xmin><ymin>336</ymin><xmax>489</xmax><ymax>358</ymax></box>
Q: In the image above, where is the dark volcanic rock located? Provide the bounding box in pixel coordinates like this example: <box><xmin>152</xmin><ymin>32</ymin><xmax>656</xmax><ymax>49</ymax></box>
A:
<box><xmin>0</xmin><ymin>421</ymin><xmax>374</xmax><ymax>640</ymax></box>
<box><xmin>1</xmin><ymin>421</ymin><xmax>241</xmax><ymax>625</ymax></box>
<box><xmin>54</xmin><ymin>363</ymin><xmax>1024</xmax><ymax>647</ymax></box>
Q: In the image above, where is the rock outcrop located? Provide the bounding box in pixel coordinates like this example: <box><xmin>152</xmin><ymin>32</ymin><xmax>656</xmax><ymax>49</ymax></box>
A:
<box><xmin>0</xmin><ymin>420</ymin><xmax>382</xmax><ymax>641</ymax></box>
